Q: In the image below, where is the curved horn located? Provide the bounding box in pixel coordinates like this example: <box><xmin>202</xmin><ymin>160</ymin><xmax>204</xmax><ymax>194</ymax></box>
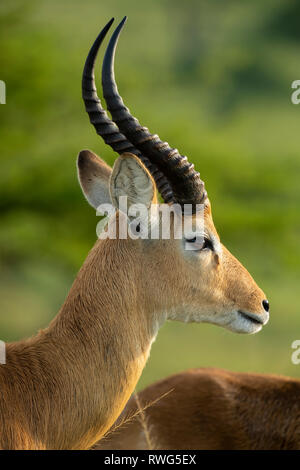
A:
<box><xmin>102</xmin><ymin>17</ymin><xmax>207</xmax><ymax>211</ymax></box>
<box><xmin>82</xmin><ymin>19</ymin><xmax>174</xmax><ymax>203</ymax></box>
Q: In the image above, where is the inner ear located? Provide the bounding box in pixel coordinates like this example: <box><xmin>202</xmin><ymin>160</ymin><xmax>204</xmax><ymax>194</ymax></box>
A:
<box><xmin>77</xmin><ymin>149</ymin><xmax>112</xmax><ymax>209</ymax></box>
<box><xmin>110</xmin><ymin>153</ymin><xmax>157</xmax><ymax>210</ymax></box>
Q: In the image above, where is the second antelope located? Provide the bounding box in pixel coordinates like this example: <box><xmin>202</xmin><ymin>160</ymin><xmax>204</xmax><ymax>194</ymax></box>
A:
<box><xmin>0</xmin><ymin>17</ymin><xmax>268</xmax><ymax>449</ymax></box>
<box><xmin>95</xmin><ymin>368</ymin><xmax>300</xmax><ymax>450</ymax></box>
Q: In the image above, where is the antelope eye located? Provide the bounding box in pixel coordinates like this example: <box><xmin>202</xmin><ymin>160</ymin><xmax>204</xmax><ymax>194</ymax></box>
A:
<box><xmin>202</xmin><ymin>238</ymin><xmax>214</xmax><ymax>250</ymax></box>
<box><xmin>185</xmin><ymin>236</ymin><xmax>214</xmax><ymax>251</ymax></box>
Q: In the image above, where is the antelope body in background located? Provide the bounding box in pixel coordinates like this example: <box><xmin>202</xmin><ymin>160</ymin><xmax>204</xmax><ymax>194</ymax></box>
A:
<box><xmin>0</xmin><ymin>18</ymin><xmax>269</xmax><ymax>449</ymax></box>
<box><xmin>96</xmin><ymin>368</ymin><xmax>300</xmax><ymax>450</ymax></box>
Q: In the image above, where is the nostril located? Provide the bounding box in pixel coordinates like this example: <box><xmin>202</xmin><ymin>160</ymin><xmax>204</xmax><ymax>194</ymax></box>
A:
<box><xmin>262</xmin><ymin>299</ymin><xmax>270</xmax><ymax>312</ymax></box>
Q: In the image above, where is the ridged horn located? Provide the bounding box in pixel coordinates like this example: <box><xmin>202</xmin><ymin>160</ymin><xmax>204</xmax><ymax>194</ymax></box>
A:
<box><xmin>82</xmin><ymin>18</ymin><xmax>174</xmax><ymax>203</ymax></box>
<box><xmin>102</xmin><ymin>17</ymin><xmax>207</xmax><ymax>212</ymax></box>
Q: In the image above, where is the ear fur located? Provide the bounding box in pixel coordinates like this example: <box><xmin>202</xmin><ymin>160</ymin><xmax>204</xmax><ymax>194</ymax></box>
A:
<box><xmin>109</xmin><ymin>153</ymin><xmax>157</xmax><ymax>210</ymax></box>
<box><xmin>77</xmin><ymin>149</ymin><xmax>112</xmax><ymax>209</ymax></box>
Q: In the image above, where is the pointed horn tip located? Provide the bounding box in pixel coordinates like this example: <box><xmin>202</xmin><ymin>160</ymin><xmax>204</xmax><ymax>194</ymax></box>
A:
<box><xmin>104</xmin><ymin>18</ymin><xmax>115</xmax><ymax>30</ymax></box>
<box><xmin>117</xmin><ymin>16</ymin><xmax>128</xmax><ymax>31</ymax></box>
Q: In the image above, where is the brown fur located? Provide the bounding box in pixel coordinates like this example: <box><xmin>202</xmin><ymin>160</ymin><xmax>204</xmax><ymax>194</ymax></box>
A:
<box><xmin>96</xmin><ymin>368</ymin><xmax>300</xmax><ymax>450</ymax></box>
<box><xmin>0</xmin><ymin>237</ymin><xmax>154</xmax><ymax>449</ymax></box>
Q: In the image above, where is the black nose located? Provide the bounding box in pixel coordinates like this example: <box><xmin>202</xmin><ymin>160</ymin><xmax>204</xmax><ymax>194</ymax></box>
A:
<box><xmin>262</xmin><ymin>299</ymin><xmax>269</xmax><ymax>312</ymax></box>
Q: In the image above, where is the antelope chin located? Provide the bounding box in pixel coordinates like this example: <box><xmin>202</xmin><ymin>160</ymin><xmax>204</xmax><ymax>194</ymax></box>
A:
<box><xmin>228</xmin><ymin>310</ymin><xmax>268</xmax><ymax>335</ymax></box>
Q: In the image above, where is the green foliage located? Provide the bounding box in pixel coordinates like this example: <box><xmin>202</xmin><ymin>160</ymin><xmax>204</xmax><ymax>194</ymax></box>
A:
<box><xmin>0</xmin><ymin>0</ymin><xmax>299</xmax><ymax>388</ymax></box>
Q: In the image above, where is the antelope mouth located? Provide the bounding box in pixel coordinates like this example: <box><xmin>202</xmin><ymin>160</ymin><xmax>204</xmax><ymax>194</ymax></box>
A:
<box><xmin>237</xmin><ymin>310</ymin><xmax>264</xmax><ymax>325</ymax></box>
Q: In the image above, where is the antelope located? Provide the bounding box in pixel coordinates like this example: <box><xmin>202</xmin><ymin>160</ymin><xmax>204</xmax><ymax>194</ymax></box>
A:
<box><xmin>95</xmin><ymin>368</ymin><xmax>300</xmax><ymax>450</ymax></box>
<box><xmin>0</xmin><ymin>17</ymin><xmax>269</xmax><ymax>449</ymax></box>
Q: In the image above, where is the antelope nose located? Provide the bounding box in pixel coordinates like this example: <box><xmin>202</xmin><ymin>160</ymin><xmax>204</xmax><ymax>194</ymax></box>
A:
<box><xmin>262</xmin><ymin>299</ymin><xmax>270</xmax><ymax>312</ymax></box>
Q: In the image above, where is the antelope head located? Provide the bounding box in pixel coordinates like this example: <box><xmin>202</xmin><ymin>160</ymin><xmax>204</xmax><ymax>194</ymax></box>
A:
<box><xmin>78</xmin><ymin>17</ymin><xmax>269</xmax><ymax>335</ymax></box>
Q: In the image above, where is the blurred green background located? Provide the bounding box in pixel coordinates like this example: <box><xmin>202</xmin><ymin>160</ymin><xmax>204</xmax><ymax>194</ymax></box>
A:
<box><xmin>0</xmin><ymin>0</ymin><xmax>299</xmax><ymax>389</ymax></box>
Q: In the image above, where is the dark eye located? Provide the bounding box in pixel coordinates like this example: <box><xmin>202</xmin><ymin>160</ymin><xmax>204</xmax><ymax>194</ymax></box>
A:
<box><xmin>185</xmin><ymin>236</ymin><xmax>214</xmax><ymax>251</ymax></box>
<box><xmin>202</xmin><ymin>238</ymin><xmax>214</xmax><ymax>250</ymax></box>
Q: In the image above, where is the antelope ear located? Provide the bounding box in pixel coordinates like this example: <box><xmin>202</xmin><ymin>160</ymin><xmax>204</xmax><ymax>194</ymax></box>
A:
<box><xmin>77</xmin><ymin>149</ymin><xmax>112</xmax><ymax>208</ymax></box>
<box><xmin>110</xmin><ymin>153</ymin><xmax>157</xmax><ymax>211</ymax></box>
